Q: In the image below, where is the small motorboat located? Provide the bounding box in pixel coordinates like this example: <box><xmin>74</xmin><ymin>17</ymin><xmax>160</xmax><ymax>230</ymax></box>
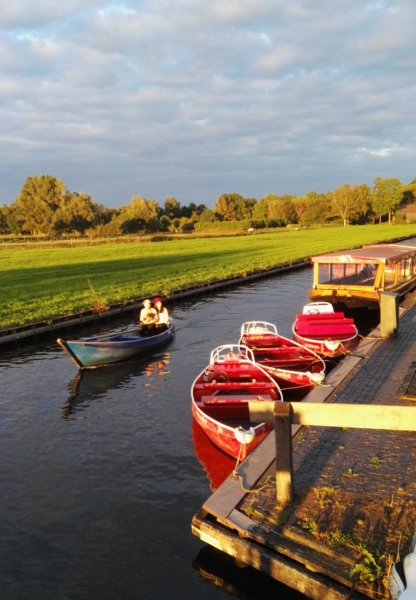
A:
<box><xmin>58</xmin><ymin>323</ymin><xmax>175</xmax><ymax>368</ymax></box>
<box><xmin>389</xmin><ymin>530</ymin><xmax>416</xmax><ymax>600</ymax></box>
<box><xmin>239</xmin><ymin>321</ymin><xmax>326</xmax><ymax>392</ymax></box>
<box><xmin>292</xmin><ymin>302</ymin><xmax>359</xmax><ymax>357</ymax></box>
<box><xmin>191</xmin><ymin>345</ymin><xmax>283</xmax><ymax>460</ymax></box>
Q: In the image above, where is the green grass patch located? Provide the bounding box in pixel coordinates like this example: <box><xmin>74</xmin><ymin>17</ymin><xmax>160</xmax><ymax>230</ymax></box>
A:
<box><xmin>1</xmin><ymin>224</ymin><xmax>415</xmax><ymax>328</ymax></box>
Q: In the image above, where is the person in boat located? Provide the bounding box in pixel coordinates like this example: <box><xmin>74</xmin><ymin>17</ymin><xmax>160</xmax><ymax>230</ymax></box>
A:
<box><xmin>154</xmin><ymin>297</ymin><xmax>169</xmax><ymax>333</ymax></box>
<box><xmin>139</xmin><ymin>299</ymin><xmax>158</xmax><ymax>336</ymax></box>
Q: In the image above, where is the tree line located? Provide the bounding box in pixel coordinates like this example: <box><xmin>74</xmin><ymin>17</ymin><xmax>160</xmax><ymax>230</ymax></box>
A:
<box><xmin>1</xmin><ymin>174</ymin><xmax>415</xmax><ymax>236</ymax></box>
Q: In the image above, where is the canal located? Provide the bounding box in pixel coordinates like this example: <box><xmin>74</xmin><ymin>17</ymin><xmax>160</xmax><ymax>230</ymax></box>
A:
<box><xmin>0</xmin><ymin>264</ymin><xmax>368</xmax><ymax>599</ymax></box>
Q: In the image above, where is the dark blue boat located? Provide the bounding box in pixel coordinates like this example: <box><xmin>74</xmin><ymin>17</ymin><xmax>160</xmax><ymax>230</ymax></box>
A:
<box><xmin>57</xmin><ymin>323</ymin><xmax>175</xmax><ymax>369</ymax></box>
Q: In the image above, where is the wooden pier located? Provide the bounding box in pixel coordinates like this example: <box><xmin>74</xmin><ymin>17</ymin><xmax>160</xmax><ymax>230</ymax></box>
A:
<box><xmin>192</xmin><ymin>295</ymin><xmax>416</xmax><ymax>599</ymax></box>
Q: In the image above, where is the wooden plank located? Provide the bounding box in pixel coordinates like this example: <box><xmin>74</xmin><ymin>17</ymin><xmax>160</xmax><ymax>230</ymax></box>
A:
<box><xmin>250</xmin><ymin>402</ymin><xmax>416</xmax><ymax>431</ymax></box>
<box><xmin>202</xmin><ymin>432</ymin><xmax>276</xmax><ymax>520</ymax></box>
<box><xmin>224</xmin><ymin>511</ymin><xmax>357</xmax><ymax>590</ymax></box>
<box><xmin>192</xmin><ymin>514</ymin><xmax>368</xmax><ymax>600</ymax></box>
<box><xmin>274</xmin><ymin>403</ymin><xmax>294</xmax><ymax>504</ymax></box>
<box><xmin>281</xmin><ymin>524</ymin><xmax>355</xmax><ymax>566</ymax></box>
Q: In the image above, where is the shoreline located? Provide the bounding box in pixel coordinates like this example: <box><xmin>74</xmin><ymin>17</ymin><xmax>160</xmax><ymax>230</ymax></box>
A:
<box><xmin>1</xmin><ymin>230</ymin><xmax>416</xmax><ymax>347</ymax></box>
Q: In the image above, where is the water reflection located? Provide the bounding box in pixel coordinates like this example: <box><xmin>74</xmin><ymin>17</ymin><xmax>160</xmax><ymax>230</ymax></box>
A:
<box><xmin>193</xmin><ymin>546</ymin><xmax>305</xmax><ymax>600</ymax></box>
<box><xmin>61</xmin><ymin>351</ymin><xmax>172</xmax><ymax>420</ymax></box>
<box><xmin>192</xmin><ymin>420</ymin><xmax>235</xmax><ymax>491</ymax></box>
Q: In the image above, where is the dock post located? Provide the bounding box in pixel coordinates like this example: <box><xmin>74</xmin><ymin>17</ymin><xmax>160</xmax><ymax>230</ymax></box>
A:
<box><xmin>380</xmin><ymin>292</ymin><xmax>399</xmax><ymax>338</ymax></box>
<box><xmin>274</xmin><ymin>402</ymin><xmax>294</xmax><ymax>505</ymax></box>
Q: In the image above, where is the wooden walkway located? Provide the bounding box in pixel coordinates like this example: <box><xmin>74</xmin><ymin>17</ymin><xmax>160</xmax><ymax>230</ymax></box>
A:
<box><xmin>192</xmin><ymin>296</ymin><xmax>416</xmax><ymax>599</ymax></box>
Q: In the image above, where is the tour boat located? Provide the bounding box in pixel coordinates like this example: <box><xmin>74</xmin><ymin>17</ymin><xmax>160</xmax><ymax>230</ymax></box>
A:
<box><xmin>292</xmin><ymin>303</ymin><xmax>359</xmax><ymax>357</ymax></box>
<box><xmin>239</xmin><ymin>321</ymin><xmax>326</xmax><ymax>392</ymax></box>
<box><xmin>191</xmin><ymin>345</ymin><xmax>283</xmax><ymax>460</ymax></box>
<box><xmin>309</xmin><ymin>244</ymin><xmax>416</xmax><ymax>310</ymax></box>
<box><xmin>58</xmin><ymin>323</ymin><xmax>175</xmax><ymax>368</ymax></box>
<box><xmin>389</xmin><ymin>530</ymin><xmax>416</xmax><ymax>600</ymax></box>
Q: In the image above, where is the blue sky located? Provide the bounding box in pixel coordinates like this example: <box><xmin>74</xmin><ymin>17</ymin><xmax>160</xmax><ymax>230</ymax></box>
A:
<box><xmin>1</xmin><ymin>0</ymin><xmax>415</xmax><ymax>208</ymax></box>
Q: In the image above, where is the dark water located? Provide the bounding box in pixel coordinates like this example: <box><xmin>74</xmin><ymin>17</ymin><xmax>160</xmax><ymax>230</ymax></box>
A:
<box><xmin>0</xmin><ymin>266</ymin><xmax>337</xmax><ymax>599</ymax></box>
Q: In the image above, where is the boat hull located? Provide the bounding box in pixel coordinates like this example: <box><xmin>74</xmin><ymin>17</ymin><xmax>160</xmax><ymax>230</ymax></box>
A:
<box><xmin>261</xmin><ymin>365</ymin><xmax>316</xmax><ymax>392</ymax></box>
<box><xmin>58</xmin><ymin>324</ymin><xmax>174</xmax><ymax>368</ymax></box>
<box><xmin>292</xmin><ymin>328</ymin><xmax>358</xmax><ymax>357</ymax></box>
<box><xmin>192</xmin><ymin>401</ymin><xmax>272</xmax><ymax>460</ymax></box>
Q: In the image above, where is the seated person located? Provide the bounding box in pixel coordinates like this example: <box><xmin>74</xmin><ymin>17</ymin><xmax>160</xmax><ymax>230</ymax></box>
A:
<box><xmin>154</xmin><ymin>297</ymin><xmax>169</xmax><ymax>332</ymax></box>
<box><xmin>139</xmin><ymin>299</ymin><xmax>158</xmax><ymax>336</ymax></box>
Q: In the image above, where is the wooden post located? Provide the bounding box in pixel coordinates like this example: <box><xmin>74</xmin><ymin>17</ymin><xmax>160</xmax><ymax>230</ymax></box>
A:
<box><xmin>274</xmin><ymin>402</ymin><xmax>294</xmax><ymax>505</ymax></box>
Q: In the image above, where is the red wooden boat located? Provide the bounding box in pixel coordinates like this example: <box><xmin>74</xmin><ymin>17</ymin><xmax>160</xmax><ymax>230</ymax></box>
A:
<box><xmin>292</xmin><ymin>303</ymin><xmax>359</xmax><ymax>357</ymax></box>
<box><xmin>191</xmin><ymin>345</ymin><xmax>283</xmax><ymax>460</ymax></box>
<box><xmin>239</xmin><ymin>321</ymin><xmax>326</xmax><ymax>392</ymax></box>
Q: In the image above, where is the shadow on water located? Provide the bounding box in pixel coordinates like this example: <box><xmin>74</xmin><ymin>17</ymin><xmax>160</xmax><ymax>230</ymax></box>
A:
<box><xmin>193</xmin><ymin>546</ymin><xmax>306</xmax><ymax>599</ymax></box>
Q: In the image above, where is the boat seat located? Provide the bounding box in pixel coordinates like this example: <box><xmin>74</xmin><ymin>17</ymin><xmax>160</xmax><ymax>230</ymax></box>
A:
<box><xmin>296</xmin><ymin>324</ymin><xmax>356</xmax><ymax>336</ymax></box>
<box><xmin>198</xmin><ymin>381</ymin><xmax>275</xmax><ymax>389</ymax></box>
<box><xmin>200</xmin><ymin>394</ymin><xmax>274</xmax><ymax>406</ymax></box>
<box><xmin>296</xmin><ymin>312</ymin><xmax>345</xmax><ymax>321</ymax></box>
<box><xmin>301</xmin><ymin>318</ymin><xmax>355</xmax><ymax>326</ymax></box>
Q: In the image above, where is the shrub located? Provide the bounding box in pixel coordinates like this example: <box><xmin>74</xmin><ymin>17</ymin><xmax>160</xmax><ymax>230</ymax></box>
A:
<box><xmin>181</xmin><ymin>222</ymin><xmax>195</xmax><ymax>233</ymax></box>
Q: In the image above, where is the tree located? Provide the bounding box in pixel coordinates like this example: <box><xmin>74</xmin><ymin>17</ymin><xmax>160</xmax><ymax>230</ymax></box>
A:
<box><xmin>300</xmin><ymin>194</ymin><xmax>331</xmax><ymax>225</ymax></box>
<box><xmin>214</xmin><ymin>194</ymin><xmax>237</xmax><ymax>220</ymax></box>
<box><xmin>164</xmin><ymin>197</ymin><xmax>181</xmax><ymax>219</ymax></box>
<box><xmin>371</xmin><ymin>178</ymin><xmax>403</xmax><ymax>224</ymax></box>
<box><xmin>291</xmin><ymin>197</ymin><xmax>308</xmax><ymax>222</ymax></box>
<box><xmin>0</xmin><ymin>205</ymin><xmax>10</xmax><ymax>234</ymax></box>
<box><xmin>331</xmin><ymin>183</ymin><xmax>368</xmax><ymax>226</ymax></box>
<box><xmin>12</xmin><ymin>175</ymin><xmax>67</xmax><ymax>235</ymax></box>
<box><xmin>199</xmin><ymin>208</ymin><xmax>217</xmax><ymax>223</ymax></box>
<box><xmin>159</xmin><ymin>215</ymin><xmax>172</xmax><ymax>232</ymax></box>
<box><xmin>252</xmin><ymin>198</ymin><xmax>267</xmax><ymax>220</ymax></box>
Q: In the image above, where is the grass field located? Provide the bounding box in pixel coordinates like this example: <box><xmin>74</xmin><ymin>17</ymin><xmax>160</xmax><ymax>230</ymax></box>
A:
<box><xmin>1</xmin><ymin>224</ymin><xmax>416</xmax><ymax>329</ymax></box>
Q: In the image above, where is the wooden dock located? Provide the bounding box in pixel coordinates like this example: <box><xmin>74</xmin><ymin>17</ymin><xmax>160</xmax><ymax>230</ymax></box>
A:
<box><xmin>192</xmin><ymin>297</ymin><xmax>416</xmax><ymax>599</ymax></box>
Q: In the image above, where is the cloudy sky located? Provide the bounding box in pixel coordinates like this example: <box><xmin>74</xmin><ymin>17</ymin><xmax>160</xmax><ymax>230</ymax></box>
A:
<box><xmin>1</xmin><ymin>0</ymin><xmax>415</xmax><ymax>208</ymax></box>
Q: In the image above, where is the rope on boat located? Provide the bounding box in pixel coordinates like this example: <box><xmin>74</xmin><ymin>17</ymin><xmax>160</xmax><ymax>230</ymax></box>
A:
<box><xmin>232</xmin><ymin>428</ymin><xmax>269</xmax><ymax>494</ymax></box>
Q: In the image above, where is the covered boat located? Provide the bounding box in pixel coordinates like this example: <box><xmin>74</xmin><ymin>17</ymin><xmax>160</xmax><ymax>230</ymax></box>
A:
<box><xmin>191</xmin><ymin>345</ymin><xmax>283</xmax><ymax>459</ymax></box>
<box><xmin>239</xmin><ymin>321</ymin><xmax>326</xmax><ymax>392</ymax></box>
<box><xmin>309</xmin><ymin>244</ymin><xmax>416</xmax><ymax>310</ymax></box>
<box><xmin>292</xmin><ymin>303</ymin><xmax>358</xmax><ymax>357</ymax></box>
<box><xmin>58</xmin><ymin>323</ymin><xmax>175</xmax><ymax>368</ymax></box>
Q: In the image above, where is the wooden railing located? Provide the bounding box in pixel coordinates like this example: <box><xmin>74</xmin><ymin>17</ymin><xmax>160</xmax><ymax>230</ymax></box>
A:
<box><xmin>248</xmin><ymin>401</ymin><xmax>416</xmax><ymax>505</ymax></box>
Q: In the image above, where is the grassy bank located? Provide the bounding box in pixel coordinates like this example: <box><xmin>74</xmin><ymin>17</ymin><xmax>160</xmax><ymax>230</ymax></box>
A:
<box><xmin>1</xmin><ymin>224</ymin><xmax>416</xmax><ymax>329</ymax></box>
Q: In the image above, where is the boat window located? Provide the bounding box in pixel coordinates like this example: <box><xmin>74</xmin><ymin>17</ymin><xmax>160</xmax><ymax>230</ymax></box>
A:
<box><xmin>413</xmin><ymin>256</ymin><xmax>416</xmax><ymax>276</ymax></box>
<box><xmin>397</xmin><ymin>259</ymin><xmax>413</xmax><ymax>283</ymax></box>
<box><xmin>318</xmin><ymin>263</ymin><xmax>378</xmax><ymax>286</ymax></box>
<box><xmin>385</xmin><ymin>264</ymin><xmax>396</xmax><ymax>288</ymax></box>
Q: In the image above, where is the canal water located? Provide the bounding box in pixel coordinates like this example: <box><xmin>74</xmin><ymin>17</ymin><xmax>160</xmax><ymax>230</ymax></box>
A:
<box><xmin>0</xmin><ymin>266</ymin><xmax>353</xmax><ymax>599</ymax></box>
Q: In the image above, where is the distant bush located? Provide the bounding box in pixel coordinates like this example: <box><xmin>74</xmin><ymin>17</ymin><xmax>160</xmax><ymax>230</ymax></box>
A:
<box><xmin>181</xmin><ymin>222</ymin><xmax>195</xmax><ymax>233</ymax></box>
<box><xmin>195</xmin><ymin>218</ymin><xmax>284</xmax><ymax>230</ymax></box>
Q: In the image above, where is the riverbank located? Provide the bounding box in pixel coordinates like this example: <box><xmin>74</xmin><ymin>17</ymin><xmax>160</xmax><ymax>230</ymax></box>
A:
<box><xmin>1</xmin><ymin>224</ymin><xmax>416</xmax><ymax>330</ymax></box>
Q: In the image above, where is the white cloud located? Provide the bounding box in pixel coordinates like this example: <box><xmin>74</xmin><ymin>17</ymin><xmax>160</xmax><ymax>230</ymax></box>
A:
<box><xmin>0</xmin><ymin>0</ymin><xmax>415</xmax><ymax>206</ymax></box>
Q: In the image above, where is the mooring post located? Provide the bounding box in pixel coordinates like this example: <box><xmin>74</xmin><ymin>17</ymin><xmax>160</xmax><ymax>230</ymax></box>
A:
<box><xmin>274</xmin><ymin>402</ymin><xmax>294</xmax><ymax>505</ymax></box>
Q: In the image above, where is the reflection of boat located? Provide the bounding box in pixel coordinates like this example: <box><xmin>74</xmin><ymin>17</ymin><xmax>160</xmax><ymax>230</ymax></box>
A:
<box><xmin>292</xmin><ymin>303</ymin><xmax>358</xmax><ymax>357</ymax></box>
<box><xmin>239</xmin><ymin>321</ymin><xmax>325</xmax><ymax>392</ymax></box>
<box><xmin>61</xmin><ymin>352</ymin><xmax>170</xmax><ymax>419</ymax></box>
<box><xmin>191</xmin><ymin>345</ymin><xmax>282</xmax><ymax>460</ymax></box>
<box><xmin>192</xmin><ymin>419</ymin><xmax>235</xmax><ymax>491</ymax></box>
<box><xmin>58</xmin><ymin>323</ymin><xmax>174</xmax><ymax>368</ymax></box>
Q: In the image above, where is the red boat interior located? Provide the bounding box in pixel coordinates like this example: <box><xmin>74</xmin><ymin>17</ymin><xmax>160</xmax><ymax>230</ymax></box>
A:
<box><xmin>294</xmin><ymin>312</ymin><xmax>357</xmax><ymax>340</ymax></box>
<box><xmin>242</xmin><ymin>335</ymin><xmax>323</xmax><ymax>373</ymax></box>
<box><xmin>193</xmin><ymin>357</ymin><xmax>278</xmax><ymax>425</ymax></box>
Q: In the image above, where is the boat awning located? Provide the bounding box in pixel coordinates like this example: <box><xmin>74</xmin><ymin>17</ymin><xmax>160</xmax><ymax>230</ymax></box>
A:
<box><xmin>311</xmin><ymin>244</ymin><xmax>416</xmax><ymax>265</ymax></box>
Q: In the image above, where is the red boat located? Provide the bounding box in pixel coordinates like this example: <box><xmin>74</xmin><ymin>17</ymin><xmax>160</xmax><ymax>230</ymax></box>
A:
<box><xmin>191</xmin><ymin>345</ymin><xmax>283</xmax><ymax>460</ymax></box>
<box><xmin>239</xmin><ymin>321</ymin><xmax>326</xmax><ymax>392</ymax></box>
<box><xmin>292</xmin><ymin>303</ymin><xmax>359</xmax><ymax>357</ymax></box>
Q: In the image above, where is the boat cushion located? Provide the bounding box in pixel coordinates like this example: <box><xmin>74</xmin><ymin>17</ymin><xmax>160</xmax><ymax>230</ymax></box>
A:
<box><xmin>296</xmin><ymin>324</ymin><xmax>356</xmax><ymax>336</ymax></box>
<box><xmin>296</xmin><ymin>312</ymin><xmax>345</xmax><ymax>321</ymax></box>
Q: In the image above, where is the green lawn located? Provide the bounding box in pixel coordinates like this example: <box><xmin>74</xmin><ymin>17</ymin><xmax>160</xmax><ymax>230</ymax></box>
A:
<box><xmin>1</xmin><ymin>224</ymin><xmax>416</xmax><ymax>329</ymax></box>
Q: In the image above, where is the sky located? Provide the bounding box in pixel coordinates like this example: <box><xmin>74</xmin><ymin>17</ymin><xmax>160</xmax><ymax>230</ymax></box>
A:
<box><xmin>1</xmin><ymin>0</ymin><xmax>416</xmax><ymax>209</ymax></box>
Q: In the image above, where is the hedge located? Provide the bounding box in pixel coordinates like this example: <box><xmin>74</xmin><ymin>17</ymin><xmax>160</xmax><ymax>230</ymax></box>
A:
<box><xmin>195</xmin><ymin>218</ymin><xmax>285</xmax><ymax>230</ymax></box>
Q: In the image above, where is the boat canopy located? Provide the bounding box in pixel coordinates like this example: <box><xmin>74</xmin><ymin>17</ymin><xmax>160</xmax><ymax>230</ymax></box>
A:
<box><xmin>312</xmin><ymin>244</ymin><xmax>416</xmax><ymax>265</ymax></box>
